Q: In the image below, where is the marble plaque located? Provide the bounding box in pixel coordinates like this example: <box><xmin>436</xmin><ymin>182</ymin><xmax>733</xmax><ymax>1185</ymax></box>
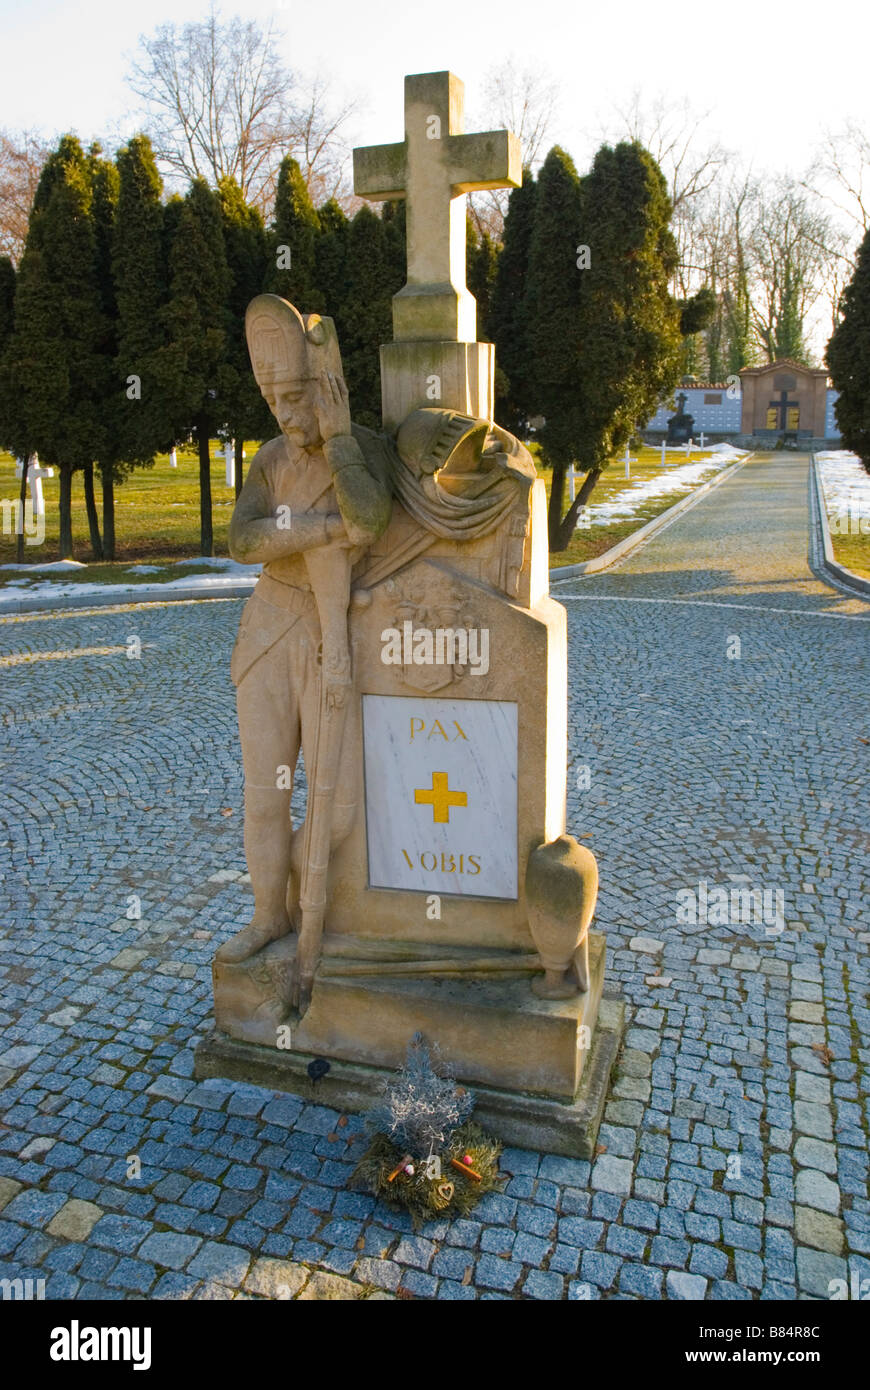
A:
<box><xmin>362</xmin><ymin>694</ymin><xmax>518</xmax><ymax>899</ymax></box>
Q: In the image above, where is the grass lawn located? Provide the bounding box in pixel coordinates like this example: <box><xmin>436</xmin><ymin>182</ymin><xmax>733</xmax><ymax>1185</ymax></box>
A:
<box><xmin>1</xmin><ymin>440</ymin><xmax>727</xmax><ymax>587</ymax></box>
<box><xmin>826</xmin><ymin>527</ymin><xmax>870</xmax><ymax>580</ymax></box>
<box><xmin>544</xmin><ymin>444</ymin><xmax>721</xmax><ymax>569</ymax></box>
<box><xmin>0</xmin><ymin>443</ymin><xmax>254</xmax><ymax>585</ymax></box>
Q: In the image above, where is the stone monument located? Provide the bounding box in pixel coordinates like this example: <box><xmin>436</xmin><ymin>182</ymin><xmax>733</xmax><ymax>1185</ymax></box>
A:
<box><xmin>195</xmin><ymin>71</ymin><xmax>623</xmax><ymax>1157</ymax></box>
<box><xmin>667</xmin><ymin>391</ymin><xmax>695</xmax><ymax>444</ymax></box>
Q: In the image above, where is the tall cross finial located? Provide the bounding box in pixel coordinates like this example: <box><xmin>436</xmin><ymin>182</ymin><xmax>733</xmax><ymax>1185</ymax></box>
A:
<box><xmin>353</xmin><ymin>71</ymin><xmax>521</xmax><ymax>343</ymax></box>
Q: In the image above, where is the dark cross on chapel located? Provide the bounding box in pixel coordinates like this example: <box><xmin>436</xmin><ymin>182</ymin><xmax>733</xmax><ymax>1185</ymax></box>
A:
<box><xmin>675</xmin><ymin>391</ymin><xmax>688</xmax><ymax>414</ymax></box>
<box><xmin>769</xmin><ymin>387</ymin><xmax>799</xmax><ymax>431</ymax></box>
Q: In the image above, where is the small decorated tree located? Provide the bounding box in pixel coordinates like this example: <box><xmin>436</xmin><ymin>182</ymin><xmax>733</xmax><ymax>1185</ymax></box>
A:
<box><xmin>352</xmin><ymin>1033</ymin><xmax>503</xmax><ymax>1228</ymax></box>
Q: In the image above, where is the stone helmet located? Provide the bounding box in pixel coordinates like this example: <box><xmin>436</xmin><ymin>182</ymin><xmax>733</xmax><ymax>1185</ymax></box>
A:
<box><xmin>396</xmin><ymin>408</ymin><xmax>490</xmax><ymax>480</ymax></box>
<box><xmin>245</xmin><ymin>294</ymin><xmax>343</xmax><ymax>391</ymax></box>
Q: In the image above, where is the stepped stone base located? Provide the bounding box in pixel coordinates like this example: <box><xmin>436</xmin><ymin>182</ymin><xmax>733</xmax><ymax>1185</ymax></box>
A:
<box><xmin>195</xmin><ymin>991</ymin><xmax>624</xmax><ymax>1160</ymax></box>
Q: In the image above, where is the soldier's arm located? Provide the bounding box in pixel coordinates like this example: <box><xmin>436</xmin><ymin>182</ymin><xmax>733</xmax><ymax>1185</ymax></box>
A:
<box><xmin>323</xmin><ymin>434</ymin><xmax>392</xmax><ymax>547</ymax></box>
<box><xmin>228</xmin><ymin>440</ymin><xmax>343</xmax><ymax>565</ymax></box>
<box><xmin>315</xmin><ymin>372</ymin><xmax>391</xmax><ymax>547</ymax></box>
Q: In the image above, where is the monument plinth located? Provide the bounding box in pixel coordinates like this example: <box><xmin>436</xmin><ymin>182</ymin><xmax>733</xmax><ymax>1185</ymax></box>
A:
<box><xmin>195</xmin><ymin>69</ymin><xmax>623</xmax><ymax>1158</ymax></box>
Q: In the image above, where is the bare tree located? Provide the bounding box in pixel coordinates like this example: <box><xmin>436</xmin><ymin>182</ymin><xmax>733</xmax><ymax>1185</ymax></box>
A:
<box><xmin>604</xmin><ymin>91</ymin><xmax>731</xmax><ymax>305</ymax></box>
<box><xmin>0</xmin><ymin>129</ymin><xmax>51</xmax><ymax>264</ymax></box>
<box><xmin>805</xmin><ymin>121</ymin><xmax>870</xmax><ymax>243</ymax></box>
<box><xmin>607</xmin><ymin>91</ymin><xmax>730</xmax><ymax>214</ymax></box>
<box><xmin>125</xmin><ymin>8</ymin><xmax>356</xmax><ymax>215</ymax></box>
<box><xmin>746</xmin><ymin>177</ymin><xmax>836</xmax><ymax>364</ymax></box>
<box><xmin>468</xmin><ymin>61</ymin><xmax>558</xmax><ymax>239</ymax></box>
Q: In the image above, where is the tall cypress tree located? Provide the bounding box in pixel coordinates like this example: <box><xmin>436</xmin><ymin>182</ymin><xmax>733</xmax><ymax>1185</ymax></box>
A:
<box><xmin>314</xmin><ymin>198</ymin><xmax>351</xmax><ymax>336</ymax></box>
<box><xmin>160</xmin><ymin>178</ymin><xmax>230</xmax><ymax>556</ymax></box>
<box><xmin>341</xmin><ymin>206</ymin><xmax>395</xmax><ymax>428</ymax></box>
<box><xmin>827</xmin><ymin>227</ymin><xmax>870</xmax><ymax>469</ymax></box>
<box><xmin>0</xmin><ymin>255</ymin><xmax>27</xmax><ymax>560</ymax></box>
<box><xmin>0</xmin><ymin>257</ymin><xmax>14</xmax><ymax>356</ymax></box>
<box><xmin>218</xmin><ymin>176</ymin><xmax>271</xmax><ymax>493</ymax></box>
<box><xmin>83</xmin><ymin>145</ymin><xmax>119</xmax><ymax>560</ymax></box>
<box><xmin>527</xmin><ymin>142</ymin><xmax>683</xmax><ymax>549</ymax></box>
<box><xmin>112</xmin><ymin>136</ymin><xmax>174</xmax><ymax>555</ymax></box>
<box><xmin>468</xmin><ymin>226</ymin><xmax>499</xmax><ymax>344</ymax></box>
<box><xmin>524</xmin><ymin>147</ymin><xmax>584</xmax><ymax>546</ymax></box>
<box><xmin>266</xmin><ymin>156</ymin><xmax>321</xmax><ymax>312</ymax></box>
<box><xmin>382</xmin><ymin>198</ymin><xmax>407</xmax><ymax>297</ymax></box>
<box><xmin>570</xmin><ymin>143</ymin><xmax>681</xmax><ymax>543</ymax></box>
<box><xmin>0</xmin><ymin>136</ymin><xmax>107</xmax><ymax>558</ymax></box>
<box><xmin>489</xmin><ymin>171</ymin><xmax>537</xmax><ymax>433</ymax></box>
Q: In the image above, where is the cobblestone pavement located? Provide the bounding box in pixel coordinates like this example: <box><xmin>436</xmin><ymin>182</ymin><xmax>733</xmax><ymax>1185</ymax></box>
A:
<box><xmin>1</xmin><ymin>454</ymin><xmax>868</xmax><ymax>1301</ymax></box>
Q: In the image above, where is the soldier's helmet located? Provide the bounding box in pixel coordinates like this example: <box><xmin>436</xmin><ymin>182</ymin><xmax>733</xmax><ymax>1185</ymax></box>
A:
<box><xmin>245</xmin><ymin>294</ymin><xmax>343</xmax><ymax>390</ymax></box>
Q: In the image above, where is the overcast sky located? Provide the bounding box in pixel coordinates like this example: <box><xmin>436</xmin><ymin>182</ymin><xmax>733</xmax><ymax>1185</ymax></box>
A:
<box><xmin>1</xmin><ymin>0</ymin><xmax>865</xmax><ymax>179</ymax></box>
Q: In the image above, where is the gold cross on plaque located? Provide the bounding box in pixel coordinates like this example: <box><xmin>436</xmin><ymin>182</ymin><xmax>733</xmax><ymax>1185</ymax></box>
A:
<box><xmin>414</xmin><ymin>771</ymin><xmax>467</xmax><ymax>823</ymax></box>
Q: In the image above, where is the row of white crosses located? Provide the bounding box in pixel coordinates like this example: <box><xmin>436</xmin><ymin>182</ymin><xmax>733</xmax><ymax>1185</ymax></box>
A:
<box><xmin>15</xmin><ymin>454</ymin><xmax>53</xmax><ymax>518</ymax></box>
<box><xmin>660</xmin><ymin>432</ymin><xmax>707</xmax><ymax>467</ymax></box>
<box><xmin>166</xmin><ymin>442</ymin><xmax>245</xmax><ymax>485</ymax></box>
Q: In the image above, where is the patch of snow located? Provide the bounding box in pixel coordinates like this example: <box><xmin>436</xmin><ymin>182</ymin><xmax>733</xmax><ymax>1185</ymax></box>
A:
<box><xmin>0</xmin><ymin>566</ymin><xmax>261</xmax><ymax>604</ymax></box>
<box><xmin>582</xmin><ymin>452</ymin><xmax>740</xmax><ymax>528</ymax></box>
<box><xmin>817</xmin><ymin>451</ymin><xmax>870</xmax><ymax>523</ymax></box>
<box><xmin>125</xmin><ymin>564</ymin><xmax>162</xmax><ymax>574</ymax></box>
<box><xmin>0</xmin><ymin>559</ymin><xmax>88</xmax><ymax>572</ymax></box>
<box><xmin>173</xmin><ymin>556</ymin><xmax>251</xmax><ymax>572</ymax></box>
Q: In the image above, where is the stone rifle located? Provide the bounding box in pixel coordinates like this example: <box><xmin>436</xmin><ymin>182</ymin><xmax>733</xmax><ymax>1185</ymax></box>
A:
<box><xmin>293</xmin><ymin>429</ymin><xmax>390</xmax><ymax>1014</ymax></box>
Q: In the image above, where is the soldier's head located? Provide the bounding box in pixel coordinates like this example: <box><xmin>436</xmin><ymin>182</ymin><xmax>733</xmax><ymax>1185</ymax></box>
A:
<box><xmin>245</xmin><ymin>295</ymin><xmax>343</xmax><ymax>450</ymax></box>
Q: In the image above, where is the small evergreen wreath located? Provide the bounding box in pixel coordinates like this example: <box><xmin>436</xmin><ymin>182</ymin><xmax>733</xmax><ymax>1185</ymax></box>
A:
<box><xmin>350</xmin><ymin>1033</ymin><xmax>504</xmax><ymax>1229</ymax></box>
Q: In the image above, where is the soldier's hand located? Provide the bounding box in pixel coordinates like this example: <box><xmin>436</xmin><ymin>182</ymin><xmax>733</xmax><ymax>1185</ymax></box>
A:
<box><xmin>314</xmin><ymin>371</ymin><xmax>351</xmax><ymax>444</ymax></box>
<box><xmin>323</xmin><ymin>648</ymin><xmax>352</xmax><ymax>710</ymax></box>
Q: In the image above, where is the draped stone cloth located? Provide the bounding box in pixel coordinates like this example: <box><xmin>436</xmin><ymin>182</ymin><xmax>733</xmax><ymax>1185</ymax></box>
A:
<box><xmin>353</xmin><ymin>410</ymin><xmax>536</xmax><ymax>544</ymax></box>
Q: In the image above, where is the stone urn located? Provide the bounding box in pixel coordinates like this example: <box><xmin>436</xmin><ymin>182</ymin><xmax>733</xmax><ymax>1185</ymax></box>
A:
<box><xmin>525</xmin><ymin>835</ymin><xmax>599</xmax><ymax>999</ymax></box>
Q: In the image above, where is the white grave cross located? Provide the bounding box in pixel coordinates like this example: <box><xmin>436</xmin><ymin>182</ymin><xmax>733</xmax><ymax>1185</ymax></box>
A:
<box><xmin>15</xmin><ymin>454</ymin><xmax>53</xmax><ymax>518</ymax></box>
<box><xmin>623</xmin><ymin>443</ymin><xmax>638</xmax><ymax>479</ymax></box>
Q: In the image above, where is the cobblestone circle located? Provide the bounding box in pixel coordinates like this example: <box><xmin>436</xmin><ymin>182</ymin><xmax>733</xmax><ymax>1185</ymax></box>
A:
<box><xmin>1</xmin><ymin>454</ymin><xmax>868</xmax><ymax>1300</ymax></box>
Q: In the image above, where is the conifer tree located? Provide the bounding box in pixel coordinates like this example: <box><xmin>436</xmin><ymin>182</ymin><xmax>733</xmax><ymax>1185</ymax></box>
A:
<box><xmin>0</xmin><ymin>136</ymin><xmax>107</xmax><ymax>558</ymax></box>
<box><xmin>467</xmin><ymin>225</ymin><xmax>499</xmax><ymax>344</ymax></box>
<box><xmin>160</xmin><ymin>178</ymin><xmax>230</xmax><ymax>555</ymax></box>
<box><xmin>524</xmin><ymin>146</ymin><xmax>584</xmax><ymax>546</ymax></box>
<box><xmin>112</xmin><ymin>136</ymin><xmax>174</xmax><ymax>554</ymax></box>
<box><xmin>341</xmin><ymin>206</ymin><xmax>395</xmax><ymax>428</ymax></box>
<box><xmin>0</xmin><ymin>255</ymin><xmax>27</xmax><ymax>560</ymax></box>
<box><xmin>489</xmin><ymin>171</ymin><xmax>537</xmax><ymax>433</ymax></box>
<box><xmin>827</xmin><ymin>226</ymin><xmax>870</xmax><ymax>469</ymax></box>
<box><xmin>314</xmin><ymin>197</ymin><xmax>350</xmax><ymax>325</ymax></box>
<box><xmin>84</xmin><ymin>145</ymin><xmax>119</xmax><ymax>560</ymax></box>
<box><xmin>266</xmin><ymin>156</ymin><xmax>321</xmax><ymax>312</ymax></box>
<box><xmin>218</xmin><ymin>176</ymin><xmax>271</xmax><ymax>493</ymax></box>
<box><xmin>382</xmin><ymin>198</ymin><xmax>407</xmax><ymax>298</ymax></box>
<box><xmin>527</xmin><ymin>143</ymin><xmax>683</xmax><ymax>549</ymax></box>
<box><xmin>0</xmin><ymin>257</ymin><xmax>14</xmax><ymax>357</ymax></box>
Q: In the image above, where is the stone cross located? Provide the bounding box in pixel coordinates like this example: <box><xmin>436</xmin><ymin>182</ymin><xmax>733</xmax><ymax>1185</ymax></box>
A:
<box><xmin>354</xmin><ymin>71</ymin><xmax>521</xmax><ymax>343</ymax></box>
<box><xmin>623</xmin><ymin>443</ymin><xmax>637</xmax><ymax>479</ymax></box>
